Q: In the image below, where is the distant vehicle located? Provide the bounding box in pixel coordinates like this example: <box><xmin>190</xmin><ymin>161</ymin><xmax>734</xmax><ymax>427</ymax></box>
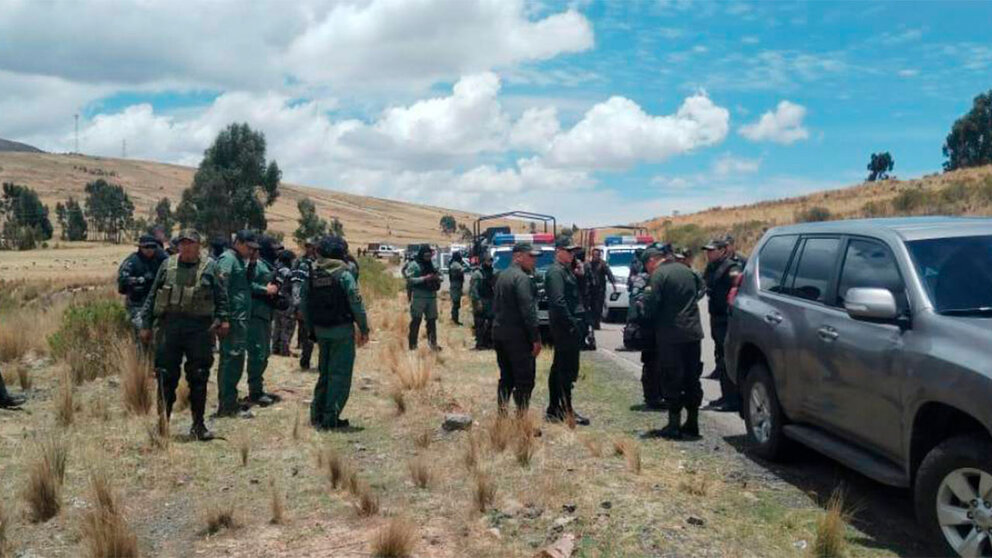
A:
<box><xmin>725</xmin><ymin>217</ymin><xmax>992</xmax><ymax>557</ymax></box>
<box><xmin>595</xmin><ymin>235</ymin><xmax>653</xmax><ymax>322</ymax></box>
<box><xmin>439</xmin><ymin>244</ymin><xmax>468</xmax><ymax>273</ymax></box>
<box><xmin>404</xmin><ymin>243</ymin><xmax>441</xmax><ymax>268</ymax></box>
<box><xmin>489</xmin><ymin>233</ymin><xmax>556</xmax><ymax>332</ymax></box>
<box><xmin>372</xmin><ymin>244</ymin><xmax>402</xmax><ymax>259</ymax></box>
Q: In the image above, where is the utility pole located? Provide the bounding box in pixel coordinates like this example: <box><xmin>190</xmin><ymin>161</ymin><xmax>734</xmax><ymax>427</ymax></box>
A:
<box><xmin>122</xmin><ymin>139</ymin><xmax>127</xmax><ymax>158</ymax></box>
<box><xmin>73</xmin><ymin>114</ymin><xmax>79</xmax><ymax>154</ymax></box>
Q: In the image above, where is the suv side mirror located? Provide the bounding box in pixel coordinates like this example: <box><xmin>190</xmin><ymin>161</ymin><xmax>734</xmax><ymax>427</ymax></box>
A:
<box><xmin>844</xmin><ymin>288</ymin><xmax>899</xmax><ymax>321</ymax></box>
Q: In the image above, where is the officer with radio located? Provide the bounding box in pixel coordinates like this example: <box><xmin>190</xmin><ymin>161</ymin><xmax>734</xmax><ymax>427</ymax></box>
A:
<box><xmin>118</xmin><ymin>234</ymin><xmax>168</xmax><ymax>341</ymax></box>
<box><xmin>448</xmin><ymin>251</ymin><xmax>466</xmax><ymax>325</ymax></box>
<box><xmin>405</xmin><ymin>244</ymin><xmax>442</xmax><ymax>351</ymax></box>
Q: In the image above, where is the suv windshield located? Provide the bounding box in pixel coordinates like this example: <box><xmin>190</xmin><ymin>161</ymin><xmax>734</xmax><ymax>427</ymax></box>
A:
<box><xmin>606</xmin><ymin>249</ymin><xmax>636</xmax><ymax>268</ymax></box>
<box><xmin>907</xmin><ymin>235</ymin><xmax>992</xmax><ymax>314</ymax></box>
<box><xmin>493</xmin><ymin>249</ymin><xmax>555</xmax><ymax>271</ymax></box>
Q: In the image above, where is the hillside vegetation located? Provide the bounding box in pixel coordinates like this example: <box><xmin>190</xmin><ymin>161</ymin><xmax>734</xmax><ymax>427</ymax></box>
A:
<box><xmin>641</xmin><ymin>164</ymin><xmax>992</xmax><ymax>254</ymax></box>
<box><xmin>0</xmin><ymin>152</ymin><xmax>480</xmax><ymax>246</ymax></box>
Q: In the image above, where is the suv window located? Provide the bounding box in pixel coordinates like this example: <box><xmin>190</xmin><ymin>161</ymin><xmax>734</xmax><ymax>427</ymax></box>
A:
<box><xmin>787</xmin><ymin>237</ymin><xmax>840</xmax><ymax>303</ymax></box>
<box><xmin>836</xmin><ymin>239</ymin><xmax>906</xmax><ymax>309</ymax></box>
<box><xmin>758</xmin><ymin>235</ymin><xmax>798</xmax><ymax>292</ymax></box>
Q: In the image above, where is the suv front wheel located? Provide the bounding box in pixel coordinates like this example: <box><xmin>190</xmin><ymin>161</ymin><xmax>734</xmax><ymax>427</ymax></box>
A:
<box><xmin>742</xmin><ymin>363</ymin><xmax>789</xmax><ymax>461</ymax></box>
<box><xmin>916</xmin><ymin>434</ymin><xmax>992</xmax><ymax>557</ymax></box>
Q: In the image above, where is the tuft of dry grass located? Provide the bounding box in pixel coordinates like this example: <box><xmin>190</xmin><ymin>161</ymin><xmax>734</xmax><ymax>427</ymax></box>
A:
<box><xmin>16</xmin><ymin>363</ymin><xmax>32</xmax><ymax>391</ymax></box>
<box><xmin>371</xmin><ymin>516</ymin><xmax>417</xmax><ymax>558</ymax></box>
<box><xmin>392</xmin><ymin>352</ymin><xmax>432</xmax><ymax>390</ymax></box>
<box><xmin>236</xmin><ymin>434</ymin><xmax>250</xmax><ymax>467</ymax></box>
<box><xmin>581</xmin><ymin>436</ymin><xmax>603</xmax><ymax>457</ymax></box>
<box><xmin>472</xmin><ymin>472</ymin><xmax>496</xmax><ymax>513</ymax></box>
<box><xmin>203</xmin><ymin>502</ymin><xmax>238</xmax><ymax>535</ymax></box>
<box><xmin>407</xmin><ymin>457</ymin><xmax>433</xmax><ymax>489</ymax></box>
<box><xmin>292</xmin><ymin>406</ymin><xmax>301</xmax><ymax>441</ymax></box>
<box><xmin>613</xmin><ymin>437</ymin><xmax>641</xmax><ymax>474</ymax></box>
<box><xmin>324</xmin><ymin>448</ymin><xmax>347</xmax><ymax>489</ymax></box>
<box><xmin>22</xmin><ymin>435</ymin><xmax>68</xmax><ymax>523</ymax></box>
<box><xmin>55</xmin><ymin>369</ymin><xmax>74</xmax><ymax>428</ymax></box>
<box><xmin>0</xmin><ymin>499</ymin><xmax>9</xmax><ymax>558</ymax></box>
<box><xmin>812</xmin><ymin>489</ymin><xmax>850</xmax><ymax>558</ymax></box>
<box><xmin>487</xmin><ymin>415</ymin><xmax>514</xmax><ymax>453</ymax></box>
<box><xmin>81</xmin><ymin>472</ymin><xmax>138</xmax><ymax>558</ymax></box>
<box><xmin>146</xmin><ymin>408</ymin><xmax>170</xmax><ymax>450</ymax></box>
<box><xmin>390</xmin><ymin>388</ymin><xmax>406</xmax><ymax>415</ymax></box>
<box><xmin>353</xmin><ymin>482</ymin><xmax>380</xmax><ymax>517</ymax></box>
<box><xmin>679</xmin><ymin>472</ymin><xmax>715</xmax><ymax>497</ymax></box>
<box><xmin>174</xmin><ymin>380</ymin><xmax>190</xmax><ymax>412</ymax></box>
<box><xmin>514</xmin><ymin>432</ymin><xmax>537</xmax><ymax>467</ymax></box>
<box><xmin>463</xmin><ymin>433</ymin><xmax>481</xmax><ymax>472</ymax></box>
<box><xmin>413</xmin><ymin>430</ymin><xmax>431</xmax><ymax>449</ymax></box>
<box><xmin>269</xmin><ymin>478</ymin><xmax>285</xmax><ymax>525</ymax></box>
<box><xmin>116</xmin><ymin>339</ymin><xmax>153</xmax><ymax>415</ymax></box>
<box><xmin>0</xmin><ymin>310</ymin><xmax>45</xmax><ymax>363</ymax></box>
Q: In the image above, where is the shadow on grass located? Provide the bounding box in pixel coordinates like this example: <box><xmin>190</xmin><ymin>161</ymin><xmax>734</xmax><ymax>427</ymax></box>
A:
<box><xmin>722</xmin><ymin>434</ymin><xmax>940</xmax><ymax>557</ymax></box>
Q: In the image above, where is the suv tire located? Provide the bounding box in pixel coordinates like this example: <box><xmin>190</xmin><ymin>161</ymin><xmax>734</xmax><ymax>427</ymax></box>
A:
<box><xmin>915</xmin><ymin>434</ymin><xmax>992</xmax><ymax>557</ymax></box>
<box><xmin>742</xmin><ymin>363</ymin><xmax>790</xmax><ymax>461</ymax></box>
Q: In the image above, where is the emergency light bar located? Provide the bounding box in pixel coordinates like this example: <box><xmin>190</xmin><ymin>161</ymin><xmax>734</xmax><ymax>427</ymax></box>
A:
<box><xmin>491</xmin><ymin>233</ymin><xmax>555</xmax><ymax>246</ymax></box>
<box><xmin>604</xmin><ymin>235</ymin><xmax>654</xmax><ymax>246</ymax></box>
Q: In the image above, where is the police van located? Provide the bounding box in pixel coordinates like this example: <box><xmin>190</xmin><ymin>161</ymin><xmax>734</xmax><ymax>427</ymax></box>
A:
<box><xmin>489</xmin><ymin>233</ymin><xmax>556</xmax><ymax>328</ymax></box>
<box><xmin>596</xmin><ymin>235</ymin><xmax>653</xmax><ymax>322</ymax></box>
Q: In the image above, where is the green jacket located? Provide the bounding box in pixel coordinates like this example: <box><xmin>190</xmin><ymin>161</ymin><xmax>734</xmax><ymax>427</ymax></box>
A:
<box><xmin>301</xmin><ymin>258</ymin><xmax>370</xmax><ymax>341</ymax></box>
<box><xmin>139</xmin><ymin>254</ymin><xmax>228</xmax><ymax>330</ymax></box>
<box><xmin>492</xmin><ymin>263</ymin><xmax>539</xmax><ymax>344</ymax></box>
<box><xmin>645</xmin><ymin>261</ymin><xmax>704</xmax><ymax>343</ymax></box>
<box><xmin>404</xmin><ymin>259</ymin><xmax>440</xmax><ymax>300</ymax></box>
<box><xmin>545</xmin><ymin>260</ymin><xmax>583</xmax><ymax>335</ymax></box>
<box><xmin>469</xmin><ymin>266</ymin><xmax>495</xmax><ymax>314</ymax></box>
<box><xmin>216</xmin><ymin>248</ymin><xmax>252</xmax><ymax>322</ymax></box>
<box><xmin>448</xmin><ymin>261</ymin><xmax>465</xmax><ymax>292</ymax></box>
<box><xmin>249</xmin><ymin>258</ymin><xmax>275</xmax><ymax>321</ymax></box>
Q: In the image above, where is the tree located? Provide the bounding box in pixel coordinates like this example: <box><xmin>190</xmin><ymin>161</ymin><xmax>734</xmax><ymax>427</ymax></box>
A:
<box><xmin>457</xmin><ymin>223</ymin><xmax>474</xmax><ymax>242</ymax></box>
<box><xmin>64</xmin><ymin>197</ymin><xmax>87</xmax><ymax>241</ymax></box>
<box><xmin>943</xmin><ymin>89</ymin><xmax>992</xmax><ymax>171</ymax></box>
<box><xmin>795</xmin><ymin>206</ymin><xmax>832</xmax><ymax>223</ymax></box>
<box><xmin>84</xmin><ymin>179</ymin><xmax>134</xmax><ymax>243</ymax></box>
<box><xmin>0</xmin><ymin>182</ymin><xmax>53</xmax><ymax>250</ymax></box>
<box><xmin>177</xmin><ymin>123</ymin><xmax>281</xmax><ymax>237</ymax></box>
<box><xmin>55</xmin><ymin>202</ymin><xmax>67</xmax><ymax>239</ymax></box>
<box><xmin>866</xmin><ymin>152</ymin><xmax>894</xmax><ymax>181</ymax></box>
<box><xmin>153</xmin><ymin>197</ymin><xmax>175</xmax><ymax>235</ymax></box>
<box><xmin>293</xmin><ymin>197</ymin><xmax>327</xmax><ymax>246</ymax></box>
<box><xmin>439</xmin><ymin>215</ymin><xmax>457</xmax><ymax>235</ymax></box>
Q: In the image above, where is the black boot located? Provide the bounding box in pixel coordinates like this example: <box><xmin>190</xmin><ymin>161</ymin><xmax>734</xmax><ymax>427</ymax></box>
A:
<box><xmin>659</xmin><ymin>409</ymin><xmax>683</xmax><ymax>439</ymax></box>
<box><xmin>682</xmin><ymin>407</ymin><xmax>700</xmax><ymax>439</ymax></box>
<box><xmin>189</xmin><ymin>387</ymin><xmax>215</xmax><ymax>441</ymax></box>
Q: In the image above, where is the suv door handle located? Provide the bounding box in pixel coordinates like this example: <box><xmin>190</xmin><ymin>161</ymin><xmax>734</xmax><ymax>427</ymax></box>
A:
<box><xmin>764</xmin><ymin>312</ymin><xmax>783</xmax><ymax>324</ymax></box>
<box><xmin>817</xmin><ymin>327</ymin><xmax>839</xmax><ymax>341</ymax></box>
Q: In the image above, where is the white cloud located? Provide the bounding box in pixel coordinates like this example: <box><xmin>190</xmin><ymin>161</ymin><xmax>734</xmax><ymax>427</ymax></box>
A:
<box><xmin>509</xmin><ymin>107</ymin><xmax>561</xmax><ymax>152</ymax></box>
<box><xmin>739</xmin><ymin>100</ymin><xmax>809</xmax><ymax>145</ymax></box>
<box><xmin>545</xmin><ymin>93</ymin><xmax>730</xmax><ymax>169</ymax></box>
<box><xmin>897</xmin><ymin>69</ymin><xmax>919</xmax><ymax>78</ymax></box>
<box><xmin>712</xmin><ymin>154</ymin><xmax>761</xmax><ymax>176</ymax></box>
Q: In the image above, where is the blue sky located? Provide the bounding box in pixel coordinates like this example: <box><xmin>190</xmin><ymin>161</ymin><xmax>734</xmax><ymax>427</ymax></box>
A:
<box><xmin>1</xmin><ymin>0</ymin><xmax>990</xmax><ymax>225</ymax></box>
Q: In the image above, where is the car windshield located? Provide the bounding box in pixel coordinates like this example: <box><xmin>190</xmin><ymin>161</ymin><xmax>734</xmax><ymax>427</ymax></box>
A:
<box><xmin>907</xmin><ymin>235</ymin><xmax>992</xmax><ymax>314</ymax></box>
<box><xmin>606</xmin><ymin>249</ymin><xmax>636</xmax><ymax>267</ymax></box>
<box><xmin>493</xmin><ymin>249</ymin><xmax>555</xmax><ymax>271</ymax></box>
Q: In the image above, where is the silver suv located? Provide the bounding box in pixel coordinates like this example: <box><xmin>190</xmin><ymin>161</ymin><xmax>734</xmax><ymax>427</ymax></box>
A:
<box><xmin>726</xmin><ymin>217</ymin><xmax>992</xmax><ymax>557</ymax></box>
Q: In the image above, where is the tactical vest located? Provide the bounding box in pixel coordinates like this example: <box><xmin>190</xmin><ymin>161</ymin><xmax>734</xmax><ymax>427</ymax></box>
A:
<box><xmin>152</xmin><ymin>256</ymin><xmax>215</xmax><ymax>318</ymax></box>
<box><xmin>479</xmin><ymin>268</ymin><xmax>495</xmax><ymax>299</ymax></box>
<box><xmin>308</xmin><ymin>266</ymin><xmax>353</xmax><ymax>328</ymax></box>
<box><xmin>449</xmin><ymin>263</ymin><xmax>465</xmax><ymax>283</ymax></box>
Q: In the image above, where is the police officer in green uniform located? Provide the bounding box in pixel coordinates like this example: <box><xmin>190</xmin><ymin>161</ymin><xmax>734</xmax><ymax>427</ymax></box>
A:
<box><xmin>544</xmin><ymin>236</ymin><xmax>590</xmax><ymax>424</ymax></box>
<box><xmin>626</xmin><ymin>258</ymin><xmax>664</xmax><ymax>409</ymax></box>
<box><xmin>216</xmin><ymin>230</ymin><xmax>274</xmax><ymax>417</ymax></box>
<box><xmin>0</xmin><ymin>367</ymin><xmax>26</xmax><ymax>408</ymax></box>
<box><xmin>117</xmin><ymin>234</ymin><xmax>167</xmax><ymax>342</ymax></box>
<box><xmin>139</xmin><ymin>229</ymin><xmax>229</xmax><ymax>440</ymax></box>
<box><xmin>642</xmin><ymin>244</ymin><xmax>705</xmax><ymax>440</ymax></box>
<box><xmin>301</xmin><ymin>236</ymin><xmax>370</xmax><ymax>430</ymax></box>
<box><xmin>245</xmin><ymin>236</ymin><xmax>283</xmax><ymax>407</ymax></box>
<box><xmin>469</xmin><ymin>253</ymin><xmax>495</xmax><ymax>350</ymax></box>
<box><xmin>701</xmin><ymin>236</ymin><xmax>744</xmax><ymax>413</ymax></box>
<box><xmin>292</xmin><ymin>239</ymin><xmax>318</xmax><ymax>368</ymax></box>
<box><xmin>405</xmin><ymin>245</ymin><xmax>442</xmax><ymax>351</ymax></box>
<box><xmin>492</xmin><ymin>242</ymin><xmax>542</xmax><ymax>415</ymax></box>
<box><xmin>448</xmin><ymin>251</ymin><xmax>466</xmax><ymax>325</ymax></box>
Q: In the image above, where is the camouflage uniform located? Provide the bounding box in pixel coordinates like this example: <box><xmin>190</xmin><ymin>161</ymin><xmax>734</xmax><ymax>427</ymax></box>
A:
<box><xmin>270</xmin><ymin>258</ymin><xmax>296</xmax><ymax>356</ymax></box>
<box><xmin>292</xmin><ymin>254</ymin><xmax>316</xmax><ymax>368</ymax></box>
<box><xmin>404</xmin><ymin>249</ymin><xmax>441</xmax><ymax>350</ymax></box>
<box><xmin>469</xmin><ymin>260</ymin><xmax>495</xmax><ymax>349</ymax></box>
<box><xmin>117</xmin><ymin>236</ymin><xmax>167</xmax><ymax>341</ymax></box>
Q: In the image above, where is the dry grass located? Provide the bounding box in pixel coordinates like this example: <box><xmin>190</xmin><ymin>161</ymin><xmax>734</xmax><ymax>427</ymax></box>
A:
<box><xmin>613</xmin><ymin>437</ymin><xmax>641</xmax><ymax>474</ymax></box>
<box><xmin>0</xmin><ymin>310</ymin><xmax>45</xmax><ymax>363</ymax></box>
<box><xmin>0</xmin><ymin>499</ymin><xmax>9</xmax><ymax>558</ymax></box>
<box><xmin>581</xmin><ymin>436</ymin><xmax>603</xmax><ymax>457</ymax></box>
<box><xmin>323</xmin><ymin>448</ymin><xmax>347</xmax><ymax>489</ymax></box>
<box><xmin>174</xmin><ymin>380</ymin><xmax>189</xmax><ymax>412</ymax></box>
<box><xmin>812</xmin><ymin>490</ymin><xmax>850</xmax><ymax>558</ymax></box>
<box><xmin>116</xmin><ymin>339</ymin><xmax>153</xmax><ymax>415</ymax></box>
<box><xmin>390</xmin><ymin>388</ymin><xmax>406</xmax><ymax>415</ymax></box>
<box><xmin>81</xmin><ymin>472</ymin><xmax>139</xmax><ymax>558</ymax></box>
<box><xmin>472</xmin><ymin>472</ymin><xmax>496</xmax><ymax>513</ymax></box>
<box><xmin>15</xmin><ymin>363</ymin><xmax>32</xmax><ymax>391</ymax></box>
<box><xmin>203</xmin><ymin>502</ymin><xmax>238</xmax><ymax>535</ymax></box>
<box><xmin>487</xmin><ymin>415</ymin><xmax>514</xmax><ymax>453</ymax></box>
<box><xmin>407</xmin><ymin>457</ymin><xmax>433</xmax><ymax>489</ymax></box>
<box><xmin>371</xmin><ymin>517</ymin><xmax>417</xmax><ymax>558</ymax></box>
<box><xmin>55</xmin><ymin>369</ymin><xmax>74</xmax><ymax>428</ymax></box>
<box><xmin>22</xmin><ymin>435</ymin><xmax>67</xmax><ymax>523</ymax></box>
<box><xmin>393</xmin><ymin>352</ymin><xmax>432</xmax><ymax>390</ymax></box>
<box><xmin>237</xmin><ymin>434</ymin><xmax>250</xmax><ymax>467</ymax></box>
<box><xmin>346</xmin><ymin>470</ymin><xmax>361</xmax><ymax>497</ymax></box>
<box><xmin>679</xmin><ymin>472</ymin><xmax>715</xmax><ymax>497</ymax></box>
<box><xmin>269</xmin><ymin>478</ymin><xmax>285</xmax><ymax>525</ymax></box>
<box><xmin>353</xmin><ymin>482</ymin><xmax>381</xmax><ymax>517</ymax></box>
<box><xmin>413</xmin><ymin>429</ymin><xmax>432</xmax><ymax>449</ymax></box>
<box><xmin>463</xmin><ymin>433</ymin><xmax>481</xmax><ymax>472</ymax></box>
<box><xmin>292</xmin><ymin>406</ymin><xmax>301</xmax><ymax>441</ymax></box>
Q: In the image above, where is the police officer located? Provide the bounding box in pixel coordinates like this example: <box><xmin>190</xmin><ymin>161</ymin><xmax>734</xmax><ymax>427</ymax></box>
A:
<box><xmin>292</xmin><ymin>239</ymin><xmax>318</xmax><ymax>369</ymax></box>
<box><xmin>216</xmin><ymin>230</ymin><xmax>275</xmax><ymax>417</ymax></box>
<box><xmin>586</xmin><ymin>248</ymin><xmax>616</xmax><ymax>330</ymax></box>
<box><xmin>448</xmin><ymin>251</ymin><xmax>466</xmax><ymax>325</ymax></box>
<box><xmin>245</xmin><ymin>236</ymin><xmax>283</xmax><ymax>407</ymax></box>
<box><xmin>701</xmin><ymin>237</ymin><xmax>743</xmax><ymax>413</ymax></box>
<box><xmin>405</xmin><ymin>245</ymin><xmax>442</xmax><ymax>351</ymax></box>
<box><xmin>469</xmin><ymin>253</ymin><xmax>495</xmax><ymax>350</ymax></box>
<box><xmin>642</xmin><ymin>244</ymin><xmax>705</xmax><ymax>440</ymax></box>
<box><xmin>492</xmin><ymin>242</ymin><xmax>542</xmax><ymax>415</ymax></box>
<box><xmin>301</xmin><ymin>236</ymin><xmax>370</xmax><ymax>430</ymax></box>
<box><xmin>0</xmin><ymin>367</ymin><xmax>26</xmax><ymax>408</ymax></box>
<box><xmin>545</xmin><ymin>236</ymin><xmax>590</xmax><ymax>425</ymax></box>
<box><xmin>118</xmin><ymin>234</ymin><xmax>168</xmax><ymax>340</ymax></box>
<box><xmin>139</xmin><ymin>229</ymin><xmax>229</xmax><ymax>440</ymax></box>
<box><xmin>626</xmin><ymin>252</ymin><xmax>663</xmax><ymax>410</ymax></box>
<box><xmin>271</xmin><ymin>249</ymin><xmax>297</xmax><ymax>356</ymax></box>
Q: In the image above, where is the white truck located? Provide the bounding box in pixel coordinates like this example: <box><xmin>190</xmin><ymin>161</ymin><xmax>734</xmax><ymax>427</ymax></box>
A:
<box><xmin>596</xmin><ymin>235</ymin><xmax>653</xmax><ymax>322</ymax></box>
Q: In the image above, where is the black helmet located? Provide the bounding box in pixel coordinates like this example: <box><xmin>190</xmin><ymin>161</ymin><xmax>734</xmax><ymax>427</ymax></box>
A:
<box><xmin>417</xmin><ymin>244</ymin><xmax>433</xmax><ymax>259</ymax></box>
<box><xmin>318</xmin><ymin>235</ymin><xmax>347</xmax><ymax>259</ymax></box>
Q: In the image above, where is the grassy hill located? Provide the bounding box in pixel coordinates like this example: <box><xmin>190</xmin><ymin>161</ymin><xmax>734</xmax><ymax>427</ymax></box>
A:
<box><xmin>0</xmin><ymin>152</ymin><xmax>483</xmax><ymax>246</ymax></box>
<box><xmin>639</xmin><ymin>165</ymin><xmax>992</xmax><ymax>254</ymax></box>
<box><xmin>0</xmin><ymin>138</ymin><xmax>43</xmax><ymax>153</ymax></box>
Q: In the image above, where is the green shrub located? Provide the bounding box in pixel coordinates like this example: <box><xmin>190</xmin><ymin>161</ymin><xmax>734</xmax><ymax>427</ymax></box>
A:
<box><xmin>48</xmin><ymin>300</ymin><xmax>129</xmax><ymax>383</ymax></box>
<box><xmin>977</xmin><ymin>176</ymin><xmax>992</xmax><ymax>204</ymax></box>
<box><xmin>795</xmin><ymin>206</ymin><xmax>832</xmax><ymax>223</ymax></box>
<box><xmin>664</xmin><ymin>224</ymin><xmax>708</xmax><ymax>254</ymax></box>
<box><xmin>891</xmin><ymin>188</ymin><xmax>932</xmax><ymax>214</ymax></box>
<box><xmin>862</xmin><ymin>201</ymin><xmax>888</xmax><ymax>218</ymax></box>
<box><xmin>358</xmin><ymin>256</ymin><xmax>403</xmax><ymax>301</ymax></box>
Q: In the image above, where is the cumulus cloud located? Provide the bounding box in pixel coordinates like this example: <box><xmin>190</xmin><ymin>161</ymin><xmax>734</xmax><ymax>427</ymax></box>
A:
<box><xmin>712</xmin><ymin>154</ymin><xmax>761</xmax><ymax>176</ymax></box>
<box><xmin>739</xmin><ymin>100</ymin><xmax>809</xmax><ymax>144</ymax></box>
<box><xmin>509</xmin><ymin>107</ymin><xmax>561</xmax><ymax>152</ymax></box>
<box><xmin>545</xmin><ymin>93</ymin><xmax>729</xmax><ymax>169</ymax></box>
